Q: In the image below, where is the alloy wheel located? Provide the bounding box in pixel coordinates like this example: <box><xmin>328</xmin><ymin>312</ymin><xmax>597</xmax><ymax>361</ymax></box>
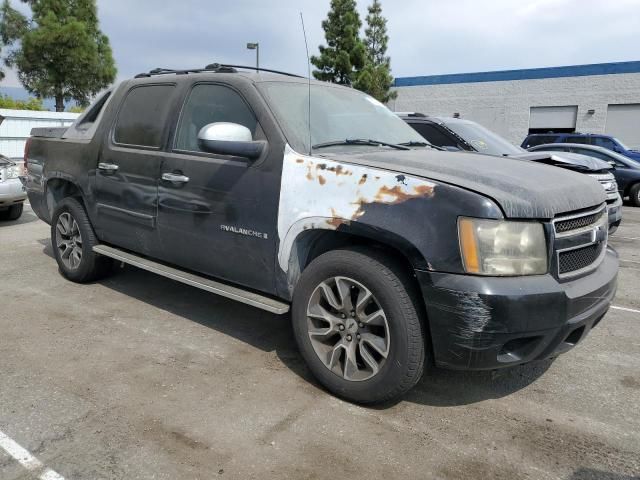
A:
<box><xmin>55</xmin><ymin>212</ymin><xmax>83</xmax><ymax>270</ymax></box>
<box><xmin>306</xmin><ymin>276</ymin><xmax>390</xmax><ymax>381</ymax></box>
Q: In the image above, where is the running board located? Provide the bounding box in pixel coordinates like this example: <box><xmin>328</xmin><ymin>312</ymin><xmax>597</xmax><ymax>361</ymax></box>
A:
<box><xmin>93</xmin><ymin>245</ymin><xmax>290</xmax><ymax>315</ymax></box>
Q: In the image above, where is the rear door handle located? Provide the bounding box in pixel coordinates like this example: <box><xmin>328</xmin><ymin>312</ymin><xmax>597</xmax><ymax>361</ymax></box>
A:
<box><xmin>162</xmin><ymin>173</ymin><xmax>190</xmax><ymax>183</ymax></box>
<box><xmin>98</xmin><ymin>162</ymin><xmax>119</xmax><ymax>172</ymax></box>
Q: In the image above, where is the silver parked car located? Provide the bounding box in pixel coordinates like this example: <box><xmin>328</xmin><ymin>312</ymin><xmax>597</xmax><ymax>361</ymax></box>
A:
<box><xmin>0</xmin><ymin>155</ymin><xmax>27</xmax><ymax>221</ymax></box>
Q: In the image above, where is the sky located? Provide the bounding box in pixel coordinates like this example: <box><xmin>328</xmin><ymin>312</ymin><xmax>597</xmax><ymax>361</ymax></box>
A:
<box><xmin>2</xmin><ymin>0</ymin><xmax>640</xmax><ymax>89</ymax></box>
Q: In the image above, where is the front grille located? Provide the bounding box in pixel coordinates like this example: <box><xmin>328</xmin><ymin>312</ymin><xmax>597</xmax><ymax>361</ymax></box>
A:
<box><xmin>559</xmin><ymin>243</ymin><xmax>604</xmax><ymax>275</ymax></box>
<box><xmin>553</xmin><ymin>204</ymin><xmax>608</xmax><ymax>277</ymax></box>
<box><xmin>555</xmin><ymin>210</ymin><xmax>604</xmax><ymax>234</ymax></box>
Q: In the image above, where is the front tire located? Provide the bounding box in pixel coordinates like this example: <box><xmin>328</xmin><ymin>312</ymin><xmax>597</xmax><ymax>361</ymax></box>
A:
<box><xmin>630</xmin><ymin>183</ymin><xmax>640</xmax><ymax>207</ymax></box>
<box><xmin>51</xmin><ymin>197</ymin><xmax>113</xmax><ymax>283</ymax></box>
<box><xmin>292</xmin><ymin>248</ymin><xmax>426</xmax><ymax>404</ymax></box>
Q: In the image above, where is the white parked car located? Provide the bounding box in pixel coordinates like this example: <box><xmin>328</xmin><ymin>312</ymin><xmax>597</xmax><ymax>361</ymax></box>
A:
<box><xmin>0</xmin><ymin>155</ymin><xmax>26</xmax><ymax>221</ymax></box>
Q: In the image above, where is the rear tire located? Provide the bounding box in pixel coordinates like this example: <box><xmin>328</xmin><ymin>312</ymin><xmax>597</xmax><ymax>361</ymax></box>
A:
<box><xmin>51</xmin><ymin>197</ymin><xmax>113</xmax><ymax>283</ymax></box>
<box><xmin>0</xmin><ymin>203</ymin><xmax>23</xmax><ymax>221</ymax></box>
<box><xmin>630</xmin><ymin>183</ymin><xmax>640</xmax><ymax>207</ymax></box>
<box><xmin>292</xmin><ymin>247</ymin><xmax>426</xmax><ymax>404</ymax></box>
<box><xmin>7</xmin><ymin>203</ymin><xmax>23</xmax><ymax>220</ymax></box>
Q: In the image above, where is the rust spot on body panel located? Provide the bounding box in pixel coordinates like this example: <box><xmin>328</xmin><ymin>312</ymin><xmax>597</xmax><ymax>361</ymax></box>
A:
<box><xmin>374</xmin><ymin>184</ymin><xmax>435</xmax><ymax>205</ymax></box>
<box><xmin>318</xmin><ymin>175</ymin><xmax>326</xmax><ymax>185</ymax></box>
<box><xmin>359</xmin><ymin>174</ymin><xmax>368</xmax><ymax>185</ymax></box>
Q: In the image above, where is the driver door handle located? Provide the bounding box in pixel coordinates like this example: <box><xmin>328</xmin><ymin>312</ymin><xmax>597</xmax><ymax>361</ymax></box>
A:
<box><xmin>98</xmin><ymin>162</ymin><xmax>119</xmax><ymax>172</ymax></box>
<box><xmin>162</xmin><ymin>173</ymin><xmax>190</xmax><ymax>183</ymax></box>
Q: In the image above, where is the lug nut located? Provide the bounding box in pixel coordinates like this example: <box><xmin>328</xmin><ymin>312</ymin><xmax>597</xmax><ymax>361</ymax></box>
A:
<box><xmin>338</xmin><ymin>324</ymin><xmax>345</xmax><ymax>331</ymax></box>
<box><xmin>346</xmin><ymin>334</ymin><xmax>352</xmax><ymax>341</ymax></box>
<box><xmin>341</xmin><ymin>313</ymin><xmax>346</xmax><ymax>319</ymax></box>
<box><xmin>356</xmin><ymin>333</ymin><xmax>361</xmax><ymax>340</ymax></box>
<box><xmin>358</xmin><ymin>322</ymin><xmax>364</xmax><ymax>328</ymax></box>
<box><xmin>350</xmin><ymin>311</ymin><xmax>355</xmax><ymax>317</ymax></box>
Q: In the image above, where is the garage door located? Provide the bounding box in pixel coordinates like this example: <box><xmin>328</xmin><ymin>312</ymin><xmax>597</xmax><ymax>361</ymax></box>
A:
<box><xmin>605</xmin><ymin>104</ymin><xmax>640</xmax><ymax>149</ymax></box>
<box><xmin>529</xmin><ymin>106</ymin><xmax>578</xmax><ymax>130</ymax></box>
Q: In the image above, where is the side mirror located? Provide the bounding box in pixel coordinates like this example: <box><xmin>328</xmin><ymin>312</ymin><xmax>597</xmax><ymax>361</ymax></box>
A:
<box><xmin>197</xmin><ymin>122</ymin><xmax>264</xmax><ymax>160</ymax></box>
<box><xmin>608</xmin><ymin>161</ymin><xmax>617</xmax><ymax>168</ymax></box>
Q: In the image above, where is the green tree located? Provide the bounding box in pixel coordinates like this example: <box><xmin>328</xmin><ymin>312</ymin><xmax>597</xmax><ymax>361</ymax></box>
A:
<box><xmin>0</xmin><ymin>93</ymin><xmax>44</xmax><ymax>110</ymax></box>
<box><xmin>0</xmin><ymin>0</ymin><xmax>27</xmax><ymax>80</ymax></box>
<box><xmin>354</xmin><ymin>0</ymin><xmax>397</xmax><ymax>103</ymax></box>
<box><xmin>311</xmin><ymin>0</ymin><xmax>366</xmax><ymax>86</ymax></box>
<box><xmin>0</xmin><ymin>0</ymin><xmax>116</xmax><ymax>112</ymax></box>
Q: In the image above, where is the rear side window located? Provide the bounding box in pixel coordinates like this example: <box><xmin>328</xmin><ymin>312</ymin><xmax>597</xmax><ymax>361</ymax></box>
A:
<box><xmin>564</xmin><ymin>136</ymin><xmax>589</xmax><ymax>144</ymax></box>
<box><xmin>114</xmin><ymin>84</ymin><xmax>175</xmax><ymax>148</ymax></box>
<box><xmin>409</xmin><ymin>123</ymin><xmax>468</xmax><ymax>150</ymax></box>
<box><xmin>76</xmin><ymin>91</ymin><xmax>112</xmax><ymax>130</ymax></box>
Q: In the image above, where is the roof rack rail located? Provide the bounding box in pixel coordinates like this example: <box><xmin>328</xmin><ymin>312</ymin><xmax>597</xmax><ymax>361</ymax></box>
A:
<box><xmin>134</xmin><ymin>63</ymin><xmax>303</xmax><ymax>79</ymax></box>
<box><xmin>205</xmin><ymin>63</ymin><xmax>304</xmax><ymax>78</ymax></box>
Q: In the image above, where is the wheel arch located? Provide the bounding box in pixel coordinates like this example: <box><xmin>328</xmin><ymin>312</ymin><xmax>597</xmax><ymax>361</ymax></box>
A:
<box><xmin>45</xmin><ymin>177</ymin><xmax>86</xmax><ymax>221</ymax></box>
<box><xmin>278</xmin><ymin>220</ymin><xmax>430</xmax><ymax>301</ymax></box>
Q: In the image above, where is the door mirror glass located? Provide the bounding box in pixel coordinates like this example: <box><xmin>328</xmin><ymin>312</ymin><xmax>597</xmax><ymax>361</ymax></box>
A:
<box><xmin>443</xmin><ymin>145</ymin><xmax>461</xmax><ymax>152</ymax></box>
<box><xmin>197</xmin><ymin>122</ymin><xmax>264</xmax><ymax>159</ymax></box>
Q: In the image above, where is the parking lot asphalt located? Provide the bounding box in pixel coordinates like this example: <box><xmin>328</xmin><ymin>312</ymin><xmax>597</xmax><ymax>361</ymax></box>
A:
<box><xmin>0</xmin><ymin>205</ymin><xmax>639</xmax><ymax>480</ymax></box>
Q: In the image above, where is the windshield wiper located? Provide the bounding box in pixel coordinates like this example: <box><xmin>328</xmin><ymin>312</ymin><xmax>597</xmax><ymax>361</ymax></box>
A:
<box><xmin>398</xmin><ymin>141</ymin><xmax>445</xmax><ymax>151</ymax></box>
<box><xmin>312</xmin><ymin>139</ymin><xmax>410</xmax><ymax>151</ymax></box>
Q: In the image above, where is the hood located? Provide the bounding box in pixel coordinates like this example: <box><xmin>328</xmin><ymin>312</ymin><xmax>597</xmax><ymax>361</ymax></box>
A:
<box><xmin>325</xmin><ymin>149</ymin><xmax>606</xmax><ymax>219</ymax></box>
<box><xmin>512</xmin><ymin>151</ymin><xmax>611</xmax><ymax>172</ymax></box>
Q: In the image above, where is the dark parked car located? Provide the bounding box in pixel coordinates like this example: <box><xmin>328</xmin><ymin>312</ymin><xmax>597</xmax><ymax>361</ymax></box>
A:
<box><xmin>25</xmin><ymin>65</ymin><xmax>617</xmax><ymax>404</ymax></box>
<box><xmin>521</xmin><ymin>133</ymin><xmax>640</xmax><ymax>162</ymax></box>
<box><xmin>528</xmin><ymin>143</ymin><xmax>640</xmax><ymax>207</ymax></box>
<box><xmin>399</xmin><ymin>113</ymin><xmax>623</xmax><ymax>232</ymax></box>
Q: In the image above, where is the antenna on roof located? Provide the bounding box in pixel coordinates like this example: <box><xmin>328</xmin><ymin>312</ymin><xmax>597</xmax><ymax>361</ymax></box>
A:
<box><xmin>300</xmin><ymin>12</ymin><xmax>312</xmax><ymax>156</ymax></box>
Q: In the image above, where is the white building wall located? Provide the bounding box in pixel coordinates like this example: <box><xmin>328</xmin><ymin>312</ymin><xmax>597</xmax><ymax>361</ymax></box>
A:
<box><xmin>391</xmin><ymin>72</ymin><xmax>640</xmax><ymax>148</ymax></box>
<box><xmin>0</xmin><ymin>109</ymin><xmax>80</xmax><ymax>158</ymax></box>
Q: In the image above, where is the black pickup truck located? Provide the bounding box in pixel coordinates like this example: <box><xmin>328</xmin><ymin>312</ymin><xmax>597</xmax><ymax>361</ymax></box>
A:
<box><xmin>26</xmin><ymin>64</ymin><xmax>618</xmax><ymax>404</ymax></box>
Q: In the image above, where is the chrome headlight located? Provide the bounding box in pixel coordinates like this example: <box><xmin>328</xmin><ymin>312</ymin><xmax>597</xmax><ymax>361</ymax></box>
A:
<box><xmin>458</xmin><ymin>217</ymin><xmax>548</xmax><ymax>276</ymax></box>
<box><xmin>5</xmin><ymin>165</ymin><xmax>21</xmax><ymax>179</ymax></box>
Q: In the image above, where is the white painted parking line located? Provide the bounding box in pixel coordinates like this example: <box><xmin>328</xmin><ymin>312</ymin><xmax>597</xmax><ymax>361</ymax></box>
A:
<box><xmin>611</xmin><ymin>305</ymin><xmax>640</xmax><ymax>314</ymax></box>
<box><xmin>0</xmin><ymin>429</ymin><xmax>65</xmax><ymax>480</ymax></box>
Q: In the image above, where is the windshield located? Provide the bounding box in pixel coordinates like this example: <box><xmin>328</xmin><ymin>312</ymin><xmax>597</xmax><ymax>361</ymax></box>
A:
<box><xmin>443</xmin><ymin>120</ymin><xmax>523</xmax><ymax>156</ymax></box>
<box><xmin>258</xmin><ymin>82</ymin><xmax>426</xmax><ymax>153</ymax></box>
<box><xmin>615</xmin><ymin>138</ymin><xmax>631</xmax><ymax>151</ymax></box>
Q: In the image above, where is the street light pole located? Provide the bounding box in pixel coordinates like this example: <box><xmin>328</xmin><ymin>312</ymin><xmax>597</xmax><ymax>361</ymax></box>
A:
<box><xmin>246</xmin><ymin>42</ymin><xmax>259</xmax><ymax>71</ymax></box>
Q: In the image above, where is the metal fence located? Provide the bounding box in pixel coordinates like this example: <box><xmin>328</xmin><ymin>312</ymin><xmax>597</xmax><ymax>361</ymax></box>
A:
<box><xmin>0</xmin><ymin>109</ymin><xmax>80</xmax><ymax>158</ymax></box>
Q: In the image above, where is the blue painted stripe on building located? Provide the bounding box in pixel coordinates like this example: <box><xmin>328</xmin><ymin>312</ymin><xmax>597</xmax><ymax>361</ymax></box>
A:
<box><xmin>395</xmin><ymin>61</ymin><xmax>640</xmax><ymax>87</ymax></box>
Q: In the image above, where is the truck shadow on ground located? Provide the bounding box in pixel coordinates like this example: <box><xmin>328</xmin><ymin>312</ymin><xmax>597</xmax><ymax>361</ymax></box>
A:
<box><xmin>38</xmin><ymin>239</ymin><xmax>552</xmax><ymax>408</ymax></box>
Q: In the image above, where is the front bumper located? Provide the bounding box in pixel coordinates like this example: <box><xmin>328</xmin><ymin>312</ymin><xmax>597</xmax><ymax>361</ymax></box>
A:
<box><xmin>607</xmin><ymin>195</ymin><xmax>623</xmax><ymax>230</ymax></box>
<box><xmin>0</xmin><ymin>178</ymin><xmax>27</xmax><ymax>209</ymax></box>
<box><xmin>417</xmin><ymin>248</ymin><xmax>618</xmax><ymax>370</ymax></box>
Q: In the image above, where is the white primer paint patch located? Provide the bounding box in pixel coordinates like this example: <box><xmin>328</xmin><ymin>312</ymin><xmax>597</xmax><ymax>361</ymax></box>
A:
<box><xmin>0</xmin><ymin>429</ymin><xmax>65</xmax><ymax>480</ymax></box>
<box><xmin>276</xmin><ymin>144</ymin><xmax>436</xmax><ymax>274</ymax></box>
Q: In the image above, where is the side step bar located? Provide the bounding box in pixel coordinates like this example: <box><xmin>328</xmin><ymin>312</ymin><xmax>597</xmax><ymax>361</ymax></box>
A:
<box><xmin>93</xmin><ymin>245</ymin><xmax>290</xmax><ymax>315</ymax></box>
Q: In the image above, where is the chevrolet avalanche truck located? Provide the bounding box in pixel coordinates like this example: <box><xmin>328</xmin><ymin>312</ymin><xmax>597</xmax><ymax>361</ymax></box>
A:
<box><xmin>25</xmin><ymin>64</ymin><xmax>618</xmax><ymax>404</ymax></box>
